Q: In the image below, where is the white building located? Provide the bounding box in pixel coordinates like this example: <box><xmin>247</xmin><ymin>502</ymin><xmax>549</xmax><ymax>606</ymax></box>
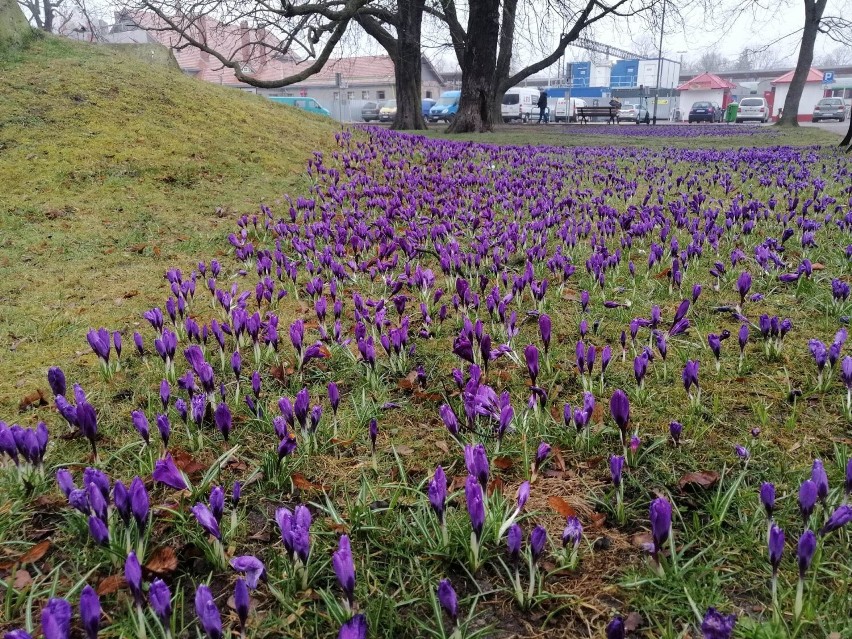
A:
<box><xmin>770</xmin><ymin>68</ymin><xmax>826</xmax><ymax>122</ymax></box>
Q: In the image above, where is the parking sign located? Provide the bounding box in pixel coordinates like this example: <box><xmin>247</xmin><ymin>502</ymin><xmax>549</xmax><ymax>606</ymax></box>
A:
<box><xmin>823</xmin><ymin>71</ymin><xmax>835</xmax><ymax>84</ymax></box>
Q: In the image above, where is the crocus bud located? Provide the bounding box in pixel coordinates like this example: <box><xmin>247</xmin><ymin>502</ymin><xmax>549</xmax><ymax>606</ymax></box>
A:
<box><xmin>153</xmin><ymin>454</ymin><xmax>188</xmax><ymax>491</ymax></box>
<box><xmin>338</xmin><ymin>614</ymin><xmax>367</xmax><ymax>639</ymax></box>
<box><xmin>230</xmin><ymin>555</ymin><xmax>265</xmax><ymax>590</ymax></box>
<box><xmin>125</xmin><ymin>552</ymin><xmax>144</xmax><ymax>607</ymax></box>
<box><xmin>332</xmin><ymin>535</ymin><xmax>356</xmax><ymax>606</ymax></box>
<box><xmin>79</xmin><ymin>585</ymin><xmax>100</xmax><ymax>639</ymax></box>
<box><xmin>47</xmin><ymin>367</ymin><xmax>66</xmax><ymax>397</ymax></box>
<box><xmin>234</xmin><ymin>578</ymin><xmax>250</xmax><ymax>633</ymax></box>
<box><xmin>796</xmin><ymin>530</ymin><xmax>816</xmax><ymax>578</ymax></box>
<box><xmin>428</xmin><ymin>466</ymin><xmax>447</xmax><ymax>523</ymax></box>
<box><xmin>437</xmin><ymin>579</ymin><xmax>458</xmax><ymax>622</ymax></box>
<box><xmin>41</xmin><ymin>598</ymin><xmax>72</xmax><ymax>639</ymax></box>
<box><xmin>149</xmin><ymin>579</ymin><xmax>172</xmax><ymax>627</ymax></box>
<box><xmin>760</xmin><ymin>482</ymin><xmax>775</xmax><ymax>519</ymax></box>
<box><xmin>194</xmin><ymin>585</ymin><xmax>222</xmax><ymax>639</ymax></box>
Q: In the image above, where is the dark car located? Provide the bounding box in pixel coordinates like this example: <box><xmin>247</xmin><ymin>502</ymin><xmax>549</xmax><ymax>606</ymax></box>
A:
<box><xmin>422</xmin><ymin>98</ymin><xmax>436</xmax><ymax>117</ymax></box>
<box><xmin>361</xmin><ymin>101</ymin><xmax>385</xmax><ymax>122</ymax></box>
<box><xmin>688</xmin><ymin>101</ymin><xmax>723</xmax><ymax>123</ymax></box>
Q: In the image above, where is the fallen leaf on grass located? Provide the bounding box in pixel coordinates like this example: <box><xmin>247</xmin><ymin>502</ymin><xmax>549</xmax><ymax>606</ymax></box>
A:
<box><xmin>171</xmin><ymin>449</ymin><xmax>206</xmax><ymax>475</ymax></box>
<box><xmin>292</xmin><ymin>473</ymin><xmax>327</xmax><ymax>491</ymax></box>
<box><xmin>434</xmin><ymin>441</ymin><xmax>449</xmax><ymax>454</ymax></box>
<box><xmin>591</xmin><ymin>403</ymin><xmax>605</xmax><ymax>424</ymax></box>
<box><xmin>493</xmin><ymin>456</ymin><xmax>513</xmax><ymax>470</ymax></box>
<box><xmin>395</xmin><ymin>445</ymin><xmax>414</xmax><ymax>455</ymax></box>
<box><xmin>678</xmin><ymin>471</ymin><xmax>720</xmax><ymax>490</ymax></box>
<box><xmin>625</xmin><ymin>611</ymin><xmax>643</xmax><ymax>632</ymax></box>
<box><xmin>97</xmin><ymin>574</ymin><xmax>126</xmax><ymax>596</ymax></box>
<box><xmin>19</xmin><ymin>389</ymin><xmax>47</xmax><ymax>412</ymax></box>
<box><xmin>19</xmin><ymin>540</ymin><xmax>51</xmax><ymax>564</ymax></box>
<box><xmin>551</xmin><ymin>446</ymin><xmax>566</xmax><ymax>472</ymax></box>
<box><xmin>398</xmin><ymin>370</ymin><xmax>419</xmax><ymax>391</ymax></box>
<box><xmin>487</xmin><ymin>478</ymin><xmax>505</xmax><ymax>496</ymax></box>
<box><xmin>547</xmin><ymin>496</ymin><xmax>577</xmax><ymax>518</ymax></box>
<box><xmin>144</xmin><ymin>546</ymin><xmax>178</xmax><ymax>575</ymax></box>
<box><xmin>14</xmin><ymin>569</ymin><xmax>32</xmax><ymax>589</ymax></box>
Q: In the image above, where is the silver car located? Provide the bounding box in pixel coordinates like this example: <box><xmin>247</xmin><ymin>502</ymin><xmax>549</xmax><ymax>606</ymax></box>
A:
<box><xmin>812</xmin><ymin>97</ymin><xmax>847</xmax><ymax>122</ymax></box>
<box><xmin>736</xmin><ymin>97</ymin><xmax>769</xmax><ymax>123</ymax></box>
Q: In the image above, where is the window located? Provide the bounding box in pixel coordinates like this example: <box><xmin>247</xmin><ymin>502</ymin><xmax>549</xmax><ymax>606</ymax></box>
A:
<box><xmin>347</xmin><ymin>91</ymin><xmax>355</xmax><ymax>100</ymax></box>
<box><xmin>502</xmin><ymin>93</ymin><xmax>520</xmax><ymax>105</ymax></box>
<box><xmin>362</xmin><ymin>90</ymin><xmax>370</xmax><ymax>99</ymax></box>
<box><xmin>739</xmin><ymin>98</ymin><xmax>764</xmax><ymax>107</ymax></box>
<box><xmin>425</xmin><ymin>90</ymin><xmax>432</xmax><ymax>98</ymax></box>
<box><xmin>377</xmin><ymin>90</ymin><xmax>386</xmax><ymax>100</ymax></box>
<box><xmin>333</xmin><ymin>91</ymin><xmax>339</xmax><ymax>100</ymax></box>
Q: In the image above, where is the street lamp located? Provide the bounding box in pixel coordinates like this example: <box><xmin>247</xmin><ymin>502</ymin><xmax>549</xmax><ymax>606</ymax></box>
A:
<box><xmin>651</xmin><ymin>0</ymin><xmax>667</xmax><ymax>125</ymax></box>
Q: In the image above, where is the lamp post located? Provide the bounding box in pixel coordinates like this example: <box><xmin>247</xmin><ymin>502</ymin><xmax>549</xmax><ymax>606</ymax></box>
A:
<box><xmin>651</xmin><ymin>0</ymin><xmax>667</xmax><ymax>124</ymax></box>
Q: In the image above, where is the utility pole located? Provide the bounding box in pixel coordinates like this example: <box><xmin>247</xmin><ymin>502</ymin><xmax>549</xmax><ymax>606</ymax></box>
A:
<box><xmin>652</xmin><ymin>0</ymin><xmax>667</xmax><ymax>124</ymax></box>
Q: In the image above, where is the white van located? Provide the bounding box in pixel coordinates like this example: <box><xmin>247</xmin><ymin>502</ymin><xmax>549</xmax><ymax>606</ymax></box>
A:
<box><xmin>501</xmin><ymin>88</ymin><xmax>540</xmax><ymax>123</ymax></box>
<box><xmin>554</xmin><ymin>97</ymin><xmax>586</xmax><ymax>122</ymax></box>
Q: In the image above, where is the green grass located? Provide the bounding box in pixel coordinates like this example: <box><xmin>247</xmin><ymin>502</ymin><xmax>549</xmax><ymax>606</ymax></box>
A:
<box><xmin>0</xmin><ymin>34</ymin><xmax>344</xmax><ymax>409</ymax></box>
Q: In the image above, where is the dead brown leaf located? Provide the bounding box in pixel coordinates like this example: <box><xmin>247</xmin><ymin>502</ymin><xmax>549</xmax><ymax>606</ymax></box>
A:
<box><xmin>292</xmin><ymin>472</ymin><xmax>327</xmax><ymax>491</ymax></box>
<box><xmin>678</xmin><ymin>470</ymin><xmax>720</xmax><ymax>490</ymax></box>
<box><xmin>551</xmin><ymin>446</ymin><xmax>566</xmax><ymax>472</ymax></box>
<box><xmin>487</xmin><ymin>477</ymin><xmax>505</xmax><ymax>496</ymax></box>
<box><xmin>171</xmin><ymin>449</ymin><xmax>206</xmax><ymax>475</ymax></box>
<box><xmin>14</xmin><ymin>569</ymin><xmax>32</xmax><ymax>589</ymax></box>
<box><xmin>493</xmin><ymin>456</ymin><xmax>513</xmax><ymax>470</ymax></box>
<box><xmin>19</xmin><ymin>540</ymin><xmax>51</xmax><ymax>564</ymax></box>
<box><xmin>397</xmin><ymin>370</ymin><xmax>419</xmax><ymax>391</ymax></box>
<box><xmin>547</xmin><ymin>496</ymin><xmax>577</xmax><ymax>518</ymax></box>
<box><xmin>97</xmin><ymin>574</ymin><xmax>126</xmax><ymax>596</ymax></box>
<box><xmin>591</xmin><ymin>403</ymin><xmax>605</xmax><ymax>424</ymax></box>
<box><xmin>395</xmin><ymin>445</ymin><xmax>414</xmax><ymax>455</ymax></box>
<box><xmin>19</xmin><ymin>389</ymin><xmax>47</xmax><ymax>412</ymax></box>
<box><xmin>625</xmin><ymin>611</ymin><xmax>643</xmax><ymax>632</ymax></box>
<box><xmin>122</xmin><ymin>290</ymin><xmax>140</xmax><ymax>299</ymax></box>
<box><xmin>144</xmin><ymin>546</ymin><xmax>178</xmax><ymax>575</ymax></box>
<box><xmin>434</xmin><ymin>441</ymin><xmax>449</xmax><ymax>454</ymax></box>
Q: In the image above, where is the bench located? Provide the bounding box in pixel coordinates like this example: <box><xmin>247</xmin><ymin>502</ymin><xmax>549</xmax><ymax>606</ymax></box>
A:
<box><xmin>576</xmin><ymin>106</ymin><xmax>618</xmax><ymax>124</ymax></box>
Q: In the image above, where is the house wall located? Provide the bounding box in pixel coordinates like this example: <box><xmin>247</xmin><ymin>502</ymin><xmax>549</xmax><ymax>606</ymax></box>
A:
<box><xmin>772</xmin><ymin>83</ymin><xmax>824</xmax><ymax>121</ymax></box>
<box><xmin>681</xmin><ymin>89</ymin><xmax>724</xmax><ymax>116</ymax></box>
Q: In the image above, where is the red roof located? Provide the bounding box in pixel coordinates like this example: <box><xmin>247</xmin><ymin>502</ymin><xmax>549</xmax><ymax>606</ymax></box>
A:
<box><xmin>771</xmin><ymin>67</ymin><xmax>824</xmax><ymax>84</ymax></box>
<box><xmin>676</xmin><ymin>72</ymin><xmax>736</xmax><ymax>91</ymax></box>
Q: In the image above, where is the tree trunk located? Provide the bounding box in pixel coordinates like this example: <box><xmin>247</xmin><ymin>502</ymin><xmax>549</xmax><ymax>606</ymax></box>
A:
<box><xmin>446</xmin><ymin>0</ymin><xmax>500</xmax><ymax>133</ymax></box>
<box><xmin>778</xmin><ymin>0</ymin><xmax>828</xmax><ymax>126</ymax></box>
<box><xmin>841</xmin><ymin>116</ymin><xmax>852</xmax><ymax>149</ymax></box>
<box><xmin>490</xmin><ymin>0</ymin><xmax>517</xmax><ymax>124</ymax></box>
<box><xmin>391</xmin><ymin>0</ymin><xmax>426</xmax><ymax>130</ymax></box>
<box><xmin>40</xmin><ymin>0</ymin><xmax>51</xmax><ymax>31</ymax></box>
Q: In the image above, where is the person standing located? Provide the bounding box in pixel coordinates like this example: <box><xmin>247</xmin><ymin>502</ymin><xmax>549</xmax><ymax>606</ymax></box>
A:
<box><xmin>537</xmin><ymin>89</ymin><xmax>549</xmax><ymax>124</ymax></box>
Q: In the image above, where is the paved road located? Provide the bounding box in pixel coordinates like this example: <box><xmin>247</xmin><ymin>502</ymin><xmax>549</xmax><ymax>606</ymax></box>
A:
<box><xmin>802</xmin><ymin>120</ymin><xmax>849</xmax><ymax>135</ymax></box>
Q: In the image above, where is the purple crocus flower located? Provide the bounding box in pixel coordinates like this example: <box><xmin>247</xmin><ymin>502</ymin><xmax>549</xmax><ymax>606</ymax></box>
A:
<box><xmin>464</xmin><ymin>444</ymin><xmax>489</xmax><ymax>490</ymax></box>
<box><xmin>609</xmin><ymin>389</ymin><xmax>630</xmax><ymax>443</ymax></box>
<box><xmin>796</xmin><ymin>530</ymin><xmax>816</xmax><ymax>578</ymax></box>
<box><xmin>798</xmin><ymin>479</ymin><xmax>817</xmax><ymax>523</ymax></box>
<box><xmin>760</xmin><ymin>482</ymin><xmax>775</xmax><ymax>519</ymax></box>
<box><xmin>507</xmin><ymin>523</ymin><xmax>522</xmax><ymax>563</ymax></box>
<box><xmin>338</xmin><ymin>614</ymin><xmax>367</xmax><ymax>639</ymax></box>
<box><xmin>47</xmin><ymin>367</ymin><xmax>66</xmax><ymax>397</ymax></box>
<box><xmin>76</xmin><ymin>401</ymin><xmax>98</xmax><ymax>456</ymax></box>
<box><xmin>610</xmin><ymin>455</ymin><xmax>625</xmax><ymax>487</ymax></box>
<box><xmin>230</xmin><ymin>555</ymin><xmax>265</xmax><ymax>589</ymax></box>
<box><xmin>669</xmin><ymin>421</ymin><xmax>682</xmax><ymax>446</ymax></box>
<box><xmin>152</xmin><ymin>454</ymin><xmax>188</xmax><ymax>490</ymax></box>
<box><xmin>149</xmin><ymin>579</ymin><xmax>172</xmax><ymax>627</ymax></box>
<box><xmin>3</xmin><ymin>629</ymin><xmax>32</xmax><ymax>639</ymax></box>
<box><xmin>209</xmin><ymin>486</ymin><xmax>225</xmax><ymax>523</ymax></box>
<box><xmin>131</xmin><ymin>410</ymin><xmax>150</xmax><ymax>445</ymax></box>
<box><xmin>79</xmin><ymin>585</ymin><xmax>100</xmax><ymax>639</ymax></box>
<box><xmin>429</xmin><ymin>466</ymin><xmax>447</xmax><ymax>523</ymax></box>
<box><xmin>524</xmin><ymin>344</ymin><xmax>540</xmax><ymax>385</ymax></box>
<box><xmin>820</xmin><ymin>504</ymin><xmax>852</xmax><ymax>536</ymax></box>
<box><xmin>701</xmin><ymin>607</ymin><xmax>736</xmax><ymax>639</ymax></box>
<box><xmin>332</xmin><ymin>535</ymin><xmax>356</xmax><ymax>606</ymax></box>
<box><xmin>649</xmin><ymin>497</ymin><xmax>672</xmax><ymax>560</ymax></box>
<box><xmin>439</xmin><ymin>404</ymin><xmax>459</xmax><ymax>436</ymax></box>
<box><xmin>86</xmin><ymin>328</ymin><xmax>111</xmax><ymax>363</ymax></box>
<box><xmin>133</xmin><ymin>332</ymin><xmax>144</xmax><ymax>356</ymax></box>
<box><xmin>768</xmin><ymin>524</ymin><xmax>784</xmax><ymax>574</ymax></box>
<box><xmin>129</xmin><ymin>476</ymin><xmax>149</xmax><ymax>530</ymax></box>
<box><xmin>88</xmin><ymin>515</ymin><xmax>109</xmax><ymax>546</ymax></box>
<box><xmin>811</xmin><ymin>459</ymin><xmax>829</xmax><ymax>503</ymax></box>
<box><xmin>437</xmin><ymin>579</ymin><xmax>458</xmax><ymax>622</ymax></box>
<box><xmin>213</xmin><ymin>403</ymin><xmax>232</xmax><ymax>441</ymax></box>
<box><xmin>682</xmin><ymin>360</ymin><xmax>700</xmax><ymax>394</ymax></box>
<box><xmin>530</xmin><ymin>525</ymin><xmax>547</xmax><ymax>563</ymax></box>
<box><xmin>125</xmin><ymin>552</ymin><xmax>144</xmax><ymax>607</ymax></box>
<box><xmin>736</xmin><ymin>271</ymin><xmax>752</xmax><ymax>304</ymax></box>
<box><xmin>192</xmin><ymin>503</ymin><xmax>221</xmax><ymax>540</ymax></box>
<box><xmin>40</xmin><ymin>598</ymin><xmax>72</xmax><ymax>639</ymax></box>
<box><xmin>156</xmin><ymin>414</ymin><xmax>170</xmax><ymax>449</ymax></box>
<box><xmin>539</xmin><ymin>314</ymin><xmax>551</xmax><ymax>354</ymax></box>
<box><xmin>562</xmin><ymin>516</ymin><xmax>583</xmax><ymax>549</ymax></box>
<box><xmin>465</xmin><ymin>476</ymin><xmax>485</xmax><ymax>541</ymax></box>
<box><xmin>234</xmin><ymin>577</ymin><xmax>250</xmax><ymax>633</ymax></box>
<box><xmin>328</xmin><ymin>382</ymin><xmax>340</xmax><ymax>414</ymax></box>
<box><xmin>535</xmin><ymin>441</ymin><xmax>551</xmax><ymax>468</ymax></box>
<box><xmin>194</xmin><ymin>585</ymin><xmax>222</xmax><ymax>639</ymax></box>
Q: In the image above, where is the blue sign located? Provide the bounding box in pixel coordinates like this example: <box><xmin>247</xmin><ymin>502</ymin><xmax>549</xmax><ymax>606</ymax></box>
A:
<box><xmin>823</xmin><ymin>71</ymin><xmax>835</xmax><ymax>84</ymax></box>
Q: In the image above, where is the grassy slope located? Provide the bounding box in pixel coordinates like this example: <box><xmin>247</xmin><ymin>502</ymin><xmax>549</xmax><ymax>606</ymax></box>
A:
<box><xmin>0</xmin><ymin>35</ymin><xmax>341</xmax><ymax>409</ymax></box>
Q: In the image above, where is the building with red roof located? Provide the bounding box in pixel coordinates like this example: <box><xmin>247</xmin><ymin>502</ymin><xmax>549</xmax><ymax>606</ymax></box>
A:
<box><xmin>770</xmin><ymin>67</ymin><xmax>826</xmax><ymax>122</ymax></box>
<box><xmin>675</xmin><ymin>73</ymin><xmax>737</xmax><ymax>120</ymax></box>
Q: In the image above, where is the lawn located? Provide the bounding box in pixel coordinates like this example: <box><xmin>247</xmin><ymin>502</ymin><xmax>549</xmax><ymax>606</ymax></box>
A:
<box><xmin>2</xmin><ymin>35</ymin><xmax>852</xmax><ymax>639</ymax></box>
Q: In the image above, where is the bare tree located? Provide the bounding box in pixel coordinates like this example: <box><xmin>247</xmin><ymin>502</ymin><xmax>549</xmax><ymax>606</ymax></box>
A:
<box><xmin>432</xmin><ymin>0</ymin><xmax>660</xmax><ymax>133</ymax></box>
<box><xmin>684</xmin><ymin>50</ymin><xmax>728</xmax><ymax>73</ymax></box>
<box><xmin>122</xmin><ymin>0</ymin><xmax>370</xmax><ymax>89</ymax></box>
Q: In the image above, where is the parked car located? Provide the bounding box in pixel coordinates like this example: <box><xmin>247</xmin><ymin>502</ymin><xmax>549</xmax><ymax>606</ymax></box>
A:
<box><xmin>428</xmin><ymin>91</ymin><xmax>461</xmax><ymax>123</ymax></box>
<box><xmin>421</xmin><ymin>98</ymin><xmax>436</xmax><ymax>118</ymax></box>
<box><xmin>553</xmin><ymin>97</ymin><xmax>586</xmax><ymax>122</ymax></box>
<box><xmin>501</xmin><ymin>88</ymin><xmax>539</xmax><ymax>123</ymax></box>
<box><xmin>688</xmin><ymin>101</ymin><xmax>723</xmax><ymax>123</ymax></box>
<box><xmin>812</xmin><ymin>97</ymin><xmax>847</xmax><ymax>122</ymax></box>
<box><xmin>735</xmin><ymin>97</ymin><xmax>770</xmax><ymax>123</ymax></box>
<box><xmin>617</xmin><ymin>103</ymin><xmax>648</xmax><ymax>123</ymax></box>
<box><xmin>379</xmin><ymin>100</ymin><xmax>397</xmax><ymax>122</ymax></box>
<box><xmin>267</xmin><ymin>96</ymin><xmax>331</xmax><ymax>117</ymax></box>
<box><xmin>361</xmin><ymin>101</ymin><xmax>385</xmax><ymax>122</ymax></box>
